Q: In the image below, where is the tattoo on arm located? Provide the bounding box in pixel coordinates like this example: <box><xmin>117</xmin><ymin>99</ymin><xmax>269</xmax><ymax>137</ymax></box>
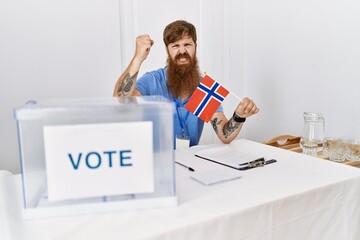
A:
<box><xmin>210</xmin><ymin>118</ymin><xmax>223</xmax><ymax>134</ymax></box>
<box><xmin>116</xmin><ymin>71</ymin><xmax>138</xmax><ymax>97</ymax></box>
<box><xmin>222</xmin><ymin>118</ymin><xmax>241</xmax><ymax>139</ymax></box>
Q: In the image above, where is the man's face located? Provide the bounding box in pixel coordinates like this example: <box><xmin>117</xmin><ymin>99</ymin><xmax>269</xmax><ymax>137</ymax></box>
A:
<box><xmin>166</xmin><ymin>35</ymin><xmax>196</xmax><ymax>65</ymax></box>
<box><xmin>165</xmin><ymin>34</ymin><xmax>200</xmax><ymax>99</ymax></box>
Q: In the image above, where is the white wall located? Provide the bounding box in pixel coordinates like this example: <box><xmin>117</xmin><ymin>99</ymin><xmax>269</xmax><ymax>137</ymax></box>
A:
<box><xmin>245</xmin><ymin>0</ymin><xmax>360</xmax><ymax>142</ymax></box>
<box><xmin>1</xmin><ymin>0</ymin><xmax>360</xmax><ymax>173</ymax></box>
<box><xmin>0</xmin><ymin>0</ymin><xmax>121</xmax><ymax>173</ymax></box>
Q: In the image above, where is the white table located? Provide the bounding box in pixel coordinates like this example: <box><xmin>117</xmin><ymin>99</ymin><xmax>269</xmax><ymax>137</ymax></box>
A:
<box><xmin>2</xmin><ymin>139</ymin><xmax>360</xmax><ymax>240</ymax></box>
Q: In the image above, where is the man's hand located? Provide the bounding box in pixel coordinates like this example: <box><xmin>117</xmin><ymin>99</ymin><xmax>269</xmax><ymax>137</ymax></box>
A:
<box><xmin>113</xmin><ymin>34</ymin><xmax>153</xmax><ymax>97</ymax></box>
<box><xmin>133</xmin><ymin>34</ymin><xmax>154</xmax><ymax>64</ymax></box>
<box><xmin>235</xmin><ymin>97</ymin><xmax>259</xmax><ymax>118</ymax></box>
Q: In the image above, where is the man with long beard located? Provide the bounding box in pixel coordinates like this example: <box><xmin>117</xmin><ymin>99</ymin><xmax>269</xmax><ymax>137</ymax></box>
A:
<box><xmin>113</xmin><ymin>20</ymin><xmax>259</xmax><ymax>147</ymax></box>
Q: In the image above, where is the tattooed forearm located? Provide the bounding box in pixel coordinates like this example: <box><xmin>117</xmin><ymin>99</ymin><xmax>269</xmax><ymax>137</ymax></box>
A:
<box><xmin>210</xmin><ymin>118</ymin><xmax>223</xmax><ymax>134</ymax></box>
<box><xmin>116</xmin><ymin>71</ymin><xmax>138</xmax><ymax>97</ymax></box>
<box><xmin>222</xmin><ymin>118</ymin><xmax>241</xmax><ymax>138</ymax></box>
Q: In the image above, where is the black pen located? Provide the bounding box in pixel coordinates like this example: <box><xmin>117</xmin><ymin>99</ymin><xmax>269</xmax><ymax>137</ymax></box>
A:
<box><xmin>175</xmin><ymin>161</ymin><xmax>195</xmax><ymax>171</ymax></box>
<box><xmin>265</xmin><ymin>159</ymin><xmax>277</xmax><ymax>165</ymax></box>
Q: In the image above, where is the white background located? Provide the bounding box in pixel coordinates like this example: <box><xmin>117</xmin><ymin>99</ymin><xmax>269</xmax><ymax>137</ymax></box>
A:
<box><xmin>1</xmin><ymin>0</ymin><xmax>360</xmax><ymax>173</ymax></box>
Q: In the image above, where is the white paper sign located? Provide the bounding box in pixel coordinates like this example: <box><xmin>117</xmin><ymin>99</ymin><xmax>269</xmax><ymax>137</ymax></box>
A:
<box><xmin>43</xmin><ymin>122</ymin><xmax>154</xmax><ymax>201</ymax></box>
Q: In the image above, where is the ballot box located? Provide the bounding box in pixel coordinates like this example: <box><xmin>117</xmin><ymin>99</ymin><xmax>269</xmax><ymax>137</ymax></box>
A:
<box><xmin>14</xmin><ymin>96</ymin><xmax>177</xmax><ymax>218</ymax></box>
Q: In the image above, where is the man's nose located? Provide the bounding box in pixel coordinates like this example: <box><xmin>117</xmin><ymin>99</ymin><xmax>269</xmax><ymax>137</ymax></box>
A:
<box><xmin>179</xmin><ymin>46</ymin><xmax>187</xmax><ymax>54</ymax></box>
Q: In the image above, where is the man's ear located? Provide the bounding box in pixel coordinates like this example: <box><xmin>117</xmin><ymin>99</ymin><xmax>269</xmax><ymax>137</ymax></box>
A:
<box><xmin>165</xmin><ymin>47</ymin><xmax>172</xmax><ymax>58</ymax></box>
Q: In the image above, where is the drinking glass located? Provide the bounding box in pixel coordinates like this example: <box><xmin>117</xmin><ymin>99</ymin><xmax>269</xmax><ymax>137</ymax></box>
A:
<box><xmin>349</xmin><ymin>139</ymin><xmax>360</xmax><ymax>161</ymax></box>
<box><xmin>323</xmin><ymin>137</ymin><xmax>338</xmax><ymax>157</ymax></box>
<box><xmin>328</xmin><ymin>139</ymin><xmax>345</xmax><ymax>162</ymax></box>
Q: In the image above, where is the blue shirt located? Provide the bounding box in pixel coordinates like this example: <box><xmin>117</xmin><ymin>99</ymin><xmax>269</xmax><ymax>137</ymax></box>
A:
<box><xmin>135</xmin><ymin>67</ymin><xmax>223</xmax><ymax>147</ymax></box>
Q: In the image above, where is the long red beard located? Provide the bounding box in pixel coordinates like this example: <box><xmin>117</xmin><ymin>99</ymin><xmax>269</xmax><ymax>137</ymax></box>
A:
<box><xmin>166</xmin><ymin>52</ymin><xmax>200</xmax><ymax>99</ymax></box>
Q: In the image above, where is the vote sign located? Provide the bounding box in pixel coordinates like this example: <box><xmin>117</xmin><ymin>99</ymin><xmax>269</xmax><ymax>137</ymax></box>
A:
<box><xmin>43</xmin><ymin>122</ymin><xmax>154</xmax><ymax>201</ymax></box>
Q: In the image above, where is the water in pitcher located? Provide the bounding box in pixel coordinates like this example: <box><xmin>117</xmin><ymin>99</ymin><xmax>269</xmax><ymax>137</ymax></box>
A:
<box><xmin>300</xmin><ymin>138</ymin><xmax>323</xmax><ymax>156</ymax></box>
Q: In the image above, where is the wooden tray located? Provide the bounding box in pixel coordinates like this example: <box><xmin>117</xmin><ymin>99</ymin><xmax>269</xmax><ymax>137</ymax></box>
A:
<box><xmin>264</xmin><ymin>135</ymin><xmax>360</xmax><ymax>168</ymax></box>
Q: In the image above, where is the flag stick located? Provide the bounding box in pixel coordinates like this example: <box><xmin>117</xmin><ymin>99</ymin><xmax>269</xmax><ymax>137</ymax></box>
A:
<box><xmin>203</xmin><ymin>72</ymin><xmax>243</xmax><ymax>102</ymax></box>
<box><xmin>229</xmin><ymin>91</ymin><xmax>243</xmax><ymax>102</ymax></box>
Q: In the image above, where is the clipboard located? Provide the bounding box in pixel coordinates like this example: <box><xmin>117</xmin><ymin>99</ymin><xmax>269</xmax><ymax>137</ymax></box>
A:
<box><xmin>194</xmin><ymin>146</ymin><xmax>277</xmax><ymax>170</ymax></box>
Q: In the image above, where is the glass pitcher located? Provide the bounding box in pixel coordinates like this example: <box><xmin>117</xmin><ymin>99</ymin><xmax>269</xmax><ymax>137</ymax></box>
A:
<box><xmin>300</xmin><ymin>112</ymin><xmax>325</xmax><ymax>156</ymax></box>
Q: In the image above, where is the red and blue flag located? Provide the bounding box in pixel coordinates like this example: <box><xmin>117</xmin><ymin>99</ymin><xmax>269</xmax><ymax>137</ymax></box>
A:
<box><xmin>185</xmin><ymin>75</ymin><xmax>229</xmax><ymax>122</ymax></box>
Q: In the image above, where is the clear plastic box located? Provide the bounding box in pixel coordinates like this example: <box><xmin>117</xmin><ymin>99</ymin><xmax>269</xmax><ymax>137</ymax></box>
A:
<box><xmin>14</xmin><ymin>96</ymin><xmax>177</xmax><ymax>218</ymax></box>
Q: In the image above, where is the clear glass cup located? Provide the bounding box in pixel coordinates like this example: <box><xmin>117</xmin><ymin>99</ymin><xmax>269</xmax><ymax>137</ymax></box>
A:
<box><xmin>323</xmin><ymin>137</ymin><xmax>339</xmax><ymax>157</ymax></box>
<box><xmin>349</xmin><ymin>139</ymin><xmax>360</xmax><ymax>161</ymax></box>
<box><xmin>328</xmin><ymin>139</ymin><xmax>346</xmax><ymax>162</ymax></box>
<box><xmin>341</xmin><ymin>138</ymin><xmax>353</xmax><ymax>161</ymax></box>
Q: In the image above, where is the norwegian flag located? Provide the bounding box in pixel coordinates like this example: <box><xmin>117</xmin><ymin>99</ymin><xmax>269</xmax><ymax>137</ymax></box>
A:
<box><xmin>185</xmin><ymin>74</ymin><xmax>229</xmax><ymax>122</ymax></box>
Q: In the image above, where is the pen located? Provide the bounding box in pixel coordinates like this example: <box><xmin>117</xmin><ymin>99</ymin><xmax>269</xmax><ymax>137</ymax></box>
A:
<box><xmin>175</xmin><ymin>161</ymin><xmax>195</xmax><ymax>171</ymax></box>
<box><xmin>265</xmin><ymin>159</ymin><xmax>277</xmax><ymax>165</ymax></box>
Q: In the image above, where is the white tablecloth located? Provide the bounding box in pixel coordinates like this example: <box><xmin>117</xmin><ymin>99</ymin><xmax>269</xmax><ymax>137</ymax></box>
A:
<box><xmin>1</xmin><ymin>139</ymin><xmax>360</xmax><ymax>240</ymax></box>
